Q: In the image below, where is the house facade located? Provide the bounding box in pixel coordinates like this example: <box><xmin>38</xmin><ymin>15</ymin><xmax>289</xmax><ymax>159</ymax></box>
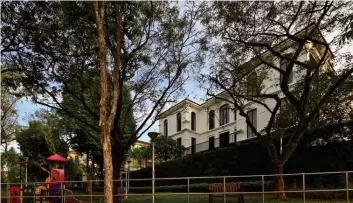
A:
<box><xmin>157</xmin><ymin>30</ymin><xmax>333</xmax><ymax>155</ymax></box>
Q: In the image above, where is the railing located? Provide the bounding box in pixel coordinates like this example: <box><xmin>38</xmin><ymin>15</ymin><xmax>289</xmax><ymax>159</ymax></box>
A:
<box><xmin>2</xmin><ymin>171</ymin><xmax>351</xmax><ymax>203</ymax></box>
<box><xmin>184</xmin><ymin>133</ymin><xmax>236</xmax><ymax>155</ymax></box>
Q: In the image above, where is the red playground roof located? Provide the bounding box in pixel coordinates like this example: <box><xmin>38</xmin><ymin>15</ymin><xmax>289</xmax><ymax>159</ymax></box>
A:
<box><xmin>46</xmin><ymin>154</ymin><xmax>68</xmax><ymax>163</ymax></box>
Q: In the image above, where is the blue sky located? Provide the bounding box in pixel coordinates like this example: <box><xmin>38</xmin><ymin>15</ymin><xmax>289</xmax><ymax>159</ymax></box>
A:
<box><xmin>15</xmin><ymin>77</ymin><xmax>206</xmax><ymax>143</ymax></box>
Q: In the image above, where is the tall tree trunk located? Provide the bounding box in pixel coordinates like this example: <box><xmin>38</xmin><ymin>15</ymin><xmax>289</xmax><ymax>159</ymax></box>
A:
<box><xmin>268</xmin><ymin>143</ymin><xmax>287</xmax><ymax>200</ymax></box>
<box><xmin>101</xmin><ymin>128</ymin><xmax>113</xmax><ymax>203</ymax></box>
<box><xmin>112</xmin><ymin>145</ymin><xmax>126</xmax><ymax>203</ymax></box>
<box><xmin>94</xmin><ymin>1</ymin><xmax>114</xmax><ymax>203</ymax></box>
<box><xmin>273</xmin><ymin>164</ymin><xmax>287</xmax><ymax>200</ymax></box>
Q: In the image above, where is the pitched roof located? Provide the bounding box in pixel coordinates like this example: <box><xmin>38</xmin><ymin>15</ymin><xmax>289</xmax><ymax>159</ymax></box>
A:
<box><xmin>47</xmin><ymin>154</ymin><xmax>69</xmax><ymax>163</ymax></box>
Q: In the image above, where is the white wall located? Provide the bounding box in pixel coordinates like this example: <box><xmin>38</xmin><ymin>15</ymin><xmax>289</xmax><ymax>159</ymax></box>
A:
<box><xmin>159</xmin><ymin>47</ymin><xmax>314</xmax><ymax>147</ymax></box>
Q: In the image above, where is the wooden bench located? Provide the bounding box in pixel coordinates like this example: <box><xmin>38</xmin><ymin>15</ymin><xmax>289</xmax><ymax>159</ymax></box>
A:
<box><xmin>209</xmin><ymin>184</ymin><xmax>244</xmax><ymax>203</ymax></box>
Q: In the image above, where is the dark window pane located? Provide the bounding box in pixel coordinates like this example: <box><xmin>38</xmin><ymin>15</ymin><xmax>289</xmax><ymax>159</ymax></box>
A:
<box><xmin>209</xmin><ymin>110</ymin><xmax>215</xmax><ymax>130</ymax></box>
<box><xmin>247</xmin><ymin>109</ymin><xmax>257</xmax><ymax>138</ymax></box>
<box><xmin>219</xmin><ymin>105</ymin><xmax>229</xmax><ymax>126</ymax></box>
<box><xmin>164</xmin><ymin>120</ymin><xmax>168</xmax><ymax>136</ymax></box>
<box><xmin>191</xmin><ymin>112</ymin><xmax>196</xmax><ymax>131</ymax></box>
<box><xmin>209</xmin><ymin>136</ymin><xmax>214</xmax><ymax>150</ymax></box>
<box><xmin>177</xmin><ymin>112</ymin><xmax>181</xmax><ymax>132</ymax></box>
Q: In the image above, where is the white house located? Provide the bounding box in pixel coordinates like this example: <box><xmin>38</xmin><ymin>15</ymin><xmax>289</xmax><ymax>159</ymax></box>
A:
<box><xmin>157</xmin><ymin>28</ymin><xmax>333</xmax><ymax>155</ymax></box>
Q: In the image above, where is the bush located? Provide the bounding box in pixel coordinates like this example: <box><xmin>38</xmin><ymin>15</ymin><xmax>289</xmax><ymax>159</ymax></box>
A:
<box><xmin>128</xmin><ymin>181</ymin><xmax>274</xmax><ymax>193</ymax></box>
<box><xmin>130</xmin><ymin>140</ymin><xmax>353</xmax><ymax>190</ymax></box>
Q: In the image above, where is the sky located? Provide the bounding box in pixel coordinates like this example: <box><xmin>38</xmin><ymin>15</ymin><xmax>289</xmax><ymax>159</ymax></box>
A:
<box><xmin>14</xmin><ymin>77</ymin><xmax>206</xmax><ymax>144</ymax></box>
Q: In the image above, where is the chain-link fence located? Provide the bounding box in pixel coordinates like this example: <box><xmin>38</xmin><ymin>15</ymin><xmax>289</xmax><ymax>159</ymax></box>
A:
<box><xmin>1</xmin><ymin>171</ymin><xmax>352</xmax><ymax>203</ymax></box>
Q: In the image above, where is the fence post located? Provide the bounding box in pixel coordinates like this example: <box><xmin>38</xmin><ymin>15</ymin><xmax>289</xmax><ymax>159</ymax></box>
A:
<box><xmin>223</xmin><ymin>177</ymin><xmax>226</xmax><ymax>203</ymax></box>
<box><xmin>61</xmin><ymin>181</ymin><xmax>64</xmax><ymax>203</ymax></box>
<box><xmin>346</xmin><ymin>172</ymin><xmax>350</xmax><ymax>203</ymax></box>
<box><xmin>188</xmin><ymin>178</ymin><xmax>190</xmax><ymax>203</ymax></box>
<box><xmin>90</xmin><ymin>180</ymin><xmax>93</xmax><ymax>203</ymax></box>
<box><xmin>302</xmin><ymin>173</ymin><xmax>306</xmax><ymax>203</ymax></box>
<box><xmin>7</xmin><ymin>183</ymin><xmax>9</xmax><ymax>203</ymax></box>
<box><xmin>262</xmin><ymin>175</ymin><xmax>265</xmax><ymax>203</ymax></box>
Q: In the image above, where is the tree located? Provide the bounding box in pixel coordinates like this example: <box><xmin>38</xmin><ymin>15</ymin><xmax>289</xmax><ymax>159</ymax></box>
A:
<box><xmin>128</xmin><ymin>146</ymin><xmax>150</xmax><ymax>168</ymax></box>
<box><xmin>201</xmin><ymin>1</ymin><xmax>353</xmax><ymax>199</ymax></box>
<box><xmin>1</xmin><ymin>2</ymin><xmax>203</xmax><ymax>202</ymax></box>
<box><xmin>65</xmin><ymin>157</ymin><xmax>85</xmax><ymax>183</ymax></box>
<box><xmin>0</xmin><ymin>147</ymin><xmax>21</xmax><ymax>183</ymax></box>
<box><xmin>153</xmin><ymin>136</ymin><xmax>186</xmax><ymax>162</ymax></box>
<box><xmin>16</xmin><ymin>110</ymin><xmax>69</xmax><ymax>181</ymax></box>
<box><xmin>1</xmin><ymin>71</ymin><xmax>21</xmax><ymax>152</ymax></box>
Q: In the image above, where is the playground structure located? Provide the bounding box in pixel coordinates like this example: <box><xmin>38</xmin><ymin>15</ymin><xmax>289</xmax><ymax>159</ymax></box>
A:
<box><xmin>7</xmin><ymin>154</ymin><xmax>82</xmax><ymax>203</ymax></box>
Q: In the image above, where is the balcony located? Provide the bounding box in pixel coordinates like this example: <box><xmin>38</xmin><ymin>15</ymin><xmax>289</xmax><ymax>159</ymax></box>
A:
<box><xmin>184</xmin><ymin>132</ymin><xmax>236</xmax><ymax>155</ymax></box>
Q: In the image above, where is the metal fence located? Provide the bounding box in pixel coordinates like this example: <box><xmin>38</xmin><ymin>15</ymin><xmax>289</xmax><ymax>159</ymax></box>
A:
<box><xmin>1</xmin><ymin>171</ymin><xmax>352</xmax><ymax>203</ymax></box>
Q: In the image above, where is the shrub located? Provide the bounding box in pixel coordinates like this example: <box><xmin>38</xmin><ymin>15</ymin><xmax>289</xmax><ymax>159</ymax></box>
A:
<box><xmin>128</xmin><ymin>181</ymin><xmax>274</xmax><ymax>193</ymax></box>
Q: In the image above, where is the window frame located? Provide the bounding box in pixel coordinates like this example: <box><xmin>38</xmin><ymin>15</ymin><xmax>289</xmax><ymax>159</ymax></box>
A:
<box><xmin>247</xmin><ymin>71</ymin><xmax>258</xmax><ymax>96</ymax></box>
<box><xmin>280</xmin><ymin>57</ymin><xmax>294</xmax><ymax>84</ymax></box>
<box><xmin>191</xmin><ymin>112</ymin><xmax>196</xmax><ymax>131</ymax></box>
<box><xmin>219</xmin><ymin>104</ymin><xmax>229</xmax><ymax>126</ymax></box>
<box><xmin>177</xmin><ymin>112</ymin><xmax>181</xmax><ymax>132</ymax></box>
<box><xmin>163</xmin><ymin>119</ymin><xmax>168</xmax><ymax>136</ymax></box>
<box><xmin>209</xmin><ymin>110</ymin><xmax>215</xmax><ymax>130</ymax></box>
<box><xmin>247</xmin><ymin>109</ymin><xmax>257</xmax><ymax>138</ymax></box>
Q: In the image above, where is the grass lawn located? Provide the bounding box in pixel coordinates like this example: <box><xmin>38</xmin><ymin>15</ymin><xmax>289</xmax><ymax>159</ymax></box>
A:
<box><xmin>1</xmin><ymin>188</ymin><xmax>351</xmax><ymax>203</ymax></box>
<box><xmin>122</xmin><ymin>194</ymin><xmax>349</xmax><ymax>203</ymax></box>
<box><xmin>64</xmin><ymin>193</ymin><xmax>350</xmax><ymax>203</ymax></box>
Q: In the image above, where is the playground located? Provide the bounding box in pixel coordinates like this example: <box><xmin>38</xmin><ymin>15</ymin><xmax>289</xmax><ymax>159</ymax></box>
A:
<box><xmin>1</xmin><ymin>154</ymin><xmax>94</xmax><ymax>203</ymax></box>
<box><xmin>1</xmin><ymin>153</ymin><xmax>352</xmax><ymax>203</ymax></box>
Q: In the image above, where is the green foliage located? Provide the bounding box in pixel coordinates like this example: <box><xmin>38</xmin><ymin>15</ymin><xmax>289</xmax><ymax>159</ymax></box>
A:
<box><xmin>16</xmin><ymin>110</ymin><xmax>69</xmax><ymax>181</ymax></box>
<box><xmin>131</xmin><ymin>139</ymin><xmax>353</xmax><ymax>189</ymax></box>
<box><xmin>0</xmin><ymin>147</ymin><xmax>21</xmax><ymax>183</ymax></box>
<box><xmin>128</xmin><ymin>181</ymin><xmax>274</xmax><ymax>193</ymax></box>
<box><xmin>153</xmin><ymin>136</ymin><xmax>186</xmax><ymax>162</ymax></box>
<box><xmin>65</xmin><ymin>157</ymin><xmax>85</xmax><ymax>181</ymax></box>
<box><xmin>1</xmin><ymin>71</ymin><xmax>21</xmax><ymax>151</ymax></box>
<box><xmin>128</xmin><ymin>146</ymin><xmax>150</xmax><ymax>168</ymax></box>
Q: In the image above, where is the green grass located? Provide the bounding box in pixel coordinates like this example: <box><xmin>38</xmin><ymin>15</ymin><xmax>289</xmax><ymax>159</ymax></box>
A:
<box><xmin>122</xmin><ymin>194</ymin><xmax>349</xmax><ymax>203</ymax></box>
<box><xmin>64</xmin><ymin>193</ymin><xmax>350</xmax><ymax>203</ymax></box>
<box><xmin>2</xmin><ymin>188</ymin><xmax>352</xmax><ymax>203</ymax></box>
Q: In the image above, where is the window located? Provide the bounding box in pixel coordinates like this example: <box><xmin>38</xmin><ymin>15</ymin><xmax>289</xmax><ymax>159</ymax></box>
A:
<box><xmin>177</xmin><ymin>112</ymin><xmax>181</xmax><ymax>132</ymax></box>
<box><xmin>208</xmin><ymin>136</ymin><xmax>215</xmax><ymax>150</ymax></box>
<box><xmin>234</xmin><ymin>109</ymin><xmax>237</xmax><ymax>121</ymax></box>
<box><xmin>191</xmin><ymin>138</ymin><xmax>196</xmax><ymax>154</ymax></box>
<box><xmin>219</xmin><ymin>132</ymin><xmax>230</xmax><ymax>147</ymax></box>
<box><xmin>191</xmin><ymin>112</ymin><xmax>196</xmax><ymax>131</ymax></box>
<box><xmin>247</xmin><ymin>72</ymin><xmax>258</xmax><ymax>96</ymax></box>
<box><xmin>280</xmin><ymin>58</ymin><xmax>293</xmax><ymax>84</ymax></box>
<box><xmin>177</xmin><ymin>138</ymin><xmax>181</xmax><ymax>146</ymax></box>
<box><xmin>219</xmin><ymin>104</ymin><xmax>229</xmax><ymax>126</ymax></box>
<box><xmin>209</xmin><ymin>110</ymin><xmax>215</xmax><ymax>130</ymax></box>
<box><xmin>247</xmin><ymin>109</ymin><xmax>257</xmax><ymax>138</ymax></box>
<box><xmin>163</xmin><ymin>120</ymin><xmax>168</xmax><ymax>136</ymax></box>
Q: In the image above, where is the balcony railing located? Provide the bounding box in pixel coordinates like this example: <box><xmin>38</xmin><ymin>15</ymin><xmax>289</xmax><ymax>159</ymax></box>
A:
<box><xmin>184</xmin><ymin>133</ymin><xmax>236</xmax><ymax>155</ymax></box>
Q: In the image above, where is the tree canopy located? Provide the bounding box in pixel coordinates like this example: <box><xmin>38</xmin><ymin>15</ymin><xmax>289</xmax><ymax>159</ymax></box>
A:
<box><xmin>200</xmin><ymin>1</ymin><xmax>353</xmax><ymax>199</ymax></box>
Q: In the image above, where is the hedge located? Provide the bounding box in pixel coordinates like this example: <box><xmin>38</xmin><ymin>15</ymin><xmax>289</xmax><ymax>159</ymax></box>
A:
<box><xmin>128</xmin><ymin>181</ymin><xmax>274</xmax><ymax>193</ymax></box>
<box><xmin>130</xmin><ymin>140</ymin><xmax>353</xmax><ymax>189</ymax></box>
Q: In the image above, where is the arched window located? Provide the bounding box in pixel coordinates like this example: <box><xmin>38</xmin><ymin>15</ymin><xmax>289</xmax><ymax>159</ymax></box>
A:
<box><xmin>209</xmin><ymin>110</ymin><xmax>215</xmax><ymax>130</ymax></box>
<box><xmin>191</xmin><ymin>112</ymin><xmax>196</xmax><ymax>131</ymax></box>
<box><xmin>164</xmin><ymin>119</ymin><xmax>168</xmax><ymax>136</ymax></box>
<box><xmin>219</xmin><ymin>104</ymin><xmax>229</xmax><ymax>126</ymax></box>
<box><xmin>177</xmin><ymin>112</ymin><xmax>181</xmax><ymax>132</ymax></box>
<box><xmin>280</xmin><ymin>55</ymin><xmax>294</xmax><ymax>84</ymax></box>
<box><xmin>247</xmin><ymin>72</ymin><xmax>258</xmax><ymax>96</ymax></box>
